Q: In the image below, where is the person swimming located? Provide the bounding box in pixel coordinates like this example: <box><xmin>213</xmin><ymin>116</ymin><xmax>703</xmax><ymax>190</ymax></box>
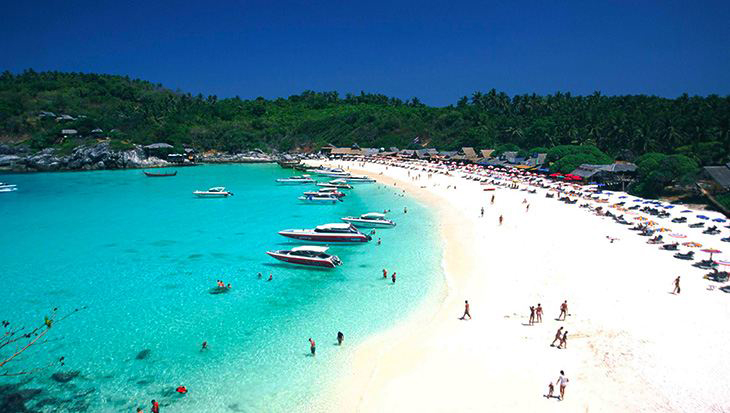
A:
<box><xmin>176</xmin><ymin>386</ymin><xmax>188</xmax><ymax>394</ymax></box>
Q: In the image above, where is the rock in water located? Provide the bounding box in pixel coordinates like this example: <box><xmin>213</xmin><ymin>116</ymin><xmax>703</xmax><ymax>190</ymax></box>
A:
<box><xmin>51</xmin><ymin>371</ymin><xmax>80</xmax><ymax>383</ymax></box>
<box><xmin>135</xmin><ymin>349</ymin><xmax>151</xmax><ymax>360</ymax></box>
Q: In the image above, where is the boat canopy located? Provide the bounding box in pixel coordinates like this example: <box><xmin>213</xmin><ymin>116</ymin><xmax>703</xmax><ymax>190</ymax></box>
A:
<box><xmin>291</xmin><ymin>246</ymin><xmax>329</xmax><ymax>253</ymax></box>
<box><xmin>208</xmin><ymin>187</ymin><xmax>226</xmax><ymax>192</ymax></box>
<box><xmin>316</xmin><ymin>223</ymin><xmax>353</xmax><ymax>231</ymax></box>
<box><xmin>362</xmin><ymin>213</ymin><xmax>386</xmax><ymax>218</ymax></box>
<box><xmin>330</xmin><ymin>179</ymin><xmax>347</xmax><ymax>184</ymax></box>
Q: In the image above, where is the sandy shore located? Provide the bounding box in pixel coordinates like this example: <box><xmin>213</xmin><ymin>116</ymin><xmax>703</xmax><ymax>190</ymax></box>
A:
<box><xmin>308</xmin><ymin>160</ymin><xmax>730</xmax><ymax>413</ymax></box>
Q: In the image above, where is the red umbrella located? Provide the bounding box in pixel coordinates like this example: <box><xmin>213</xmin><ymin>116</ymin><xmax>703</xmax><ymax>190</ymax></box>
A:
<box><xmin>702</xmin><ymin>248</ymin><xmax>722</xmax><ymax>259</ymax></box>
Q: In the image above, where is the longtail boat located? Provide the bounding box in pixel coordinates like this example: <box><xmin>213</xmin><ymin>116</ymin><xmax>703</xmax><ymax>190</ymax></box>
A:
<box><xmin>143</xmin><ymin>171</ymin><xmax>177</xmax><ymax>177</ymax></box>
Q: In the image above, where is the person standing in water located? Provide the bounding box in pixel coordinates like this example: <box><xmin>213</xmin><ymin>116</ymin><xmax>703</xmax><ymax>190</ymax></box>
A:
<box><xmin>268</xmin><ymin>273</ymin><xmax>273</xmax><ymax>281</ymax></box>
<box><xmin>460</xmin><ymin>300</ymin><xmax>471</xmax><ymax>320</ymax></box>
<box><xmin>201</xmin><ymin>341</ymin><xmax>208</xmax><ymax>351</ymax></box>
<box><xmin>309</xmin><ymin>338</ymin><xmax>316</xmax><ymax>356</ymax></box>
<box><xmin>558</xmin><ymin>300</ymin><xmax>568</xmax><ymax>321</ymax></box>
<box><xmin>257</xmin><ymin>272</ymin><xmax>262</xmax><ymax>279</ymax></box>
<box><xmin>391</xmin><ymin>272</ymin><xmax>396</xmax><ymax>284</ymax></box>
<box><xmin>337</xmin><ymin>331</ymin><xmax>344</xmax><ymax>346</ymax></box>
<box><xmin>383</xmin><ymin>268</ymin><xmax>388</xmax><ymax>279</ymax></box>
<box><xmin>672</xmin><ymin>276</ymin><xmax>681</xmax><ymax>294</ymax></box>
<box><xmin>151</xmin><ymin>400</ymin><xmax>159</xmax><ymax>413</ymax></box>
<box><xmin>404</xmin><ymin>207</ymin><xmax>408</xmax><ymax>214</ymax></box>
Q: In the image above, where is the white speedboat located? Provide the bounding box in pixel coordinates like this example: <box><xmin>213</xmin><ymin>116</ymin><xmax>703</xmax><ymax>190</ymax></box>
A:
<box><xmin>306</xmin><ymin>167</ymin><xmax>347</xmax><ymax>176</ymax></box>
<box><xmin>341</xmin><ymin>212</ymin><xmax>396</xmax><ymax>228</ymax></box>
<box><xmin>0</xmin><ymin>183</ymin><xmax>17</xmax><ymax>193</ymax></box>
<box><xmin>316</xmin><ymin>179</ymin><xmax>353</xmax><ymax>189</ymax></box>
<box><xmin>298</xmin><ymin>194</ymin><xmax>341</xmax><ymax>204</ymax></box>
<box><xmin>276</xmin><ymin>175</ymin><xmax>315</xmax><ymax>184</ymax></box>
<box><xmin>193</xmin><ymin>187</ymin><xmax>233</xmax><ymax>198</ymax></box>
<box><xmin>303</xmin><ymin>188</ymin><xmax>346</xmax><ymax>198</ymax></box>
<box><xmin>344</xmin><ymin>175</ymin><xmax>375</xmax><ymax>183</ymax></box>
<box><xmin>278</xmin><ymin>223</ymin><xmax>371</xmax><ymax>243</ymax></box>
<box><xmin>266</xmin><ymin>246</ymin><xmax>342</xmax><ymax>268</ymax></box>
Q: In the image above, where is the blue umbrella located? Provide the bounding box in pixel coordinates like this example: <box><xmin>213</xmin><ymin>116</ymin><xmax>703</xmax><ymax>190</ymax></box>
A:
<box><xmin>633</xmin><ymin>199</ymin><xmax>643</xmax><ymax>202</ymax></box>
<box><xmin>665</xmin><ymin>205</ymin><xmax>675</xmax><ymax>209</ymax></box>
<box><xmin>618</xmin><ymin>195</ymin><xmax>628</xmax><ymax>199</ymax></box>
<box><xmin>713</xmin><ymin>218</ymin><xmax>727</xmax><ymax>222</ymax></box>
<box><xmin>697</xmin><ymin>215</ymin><xmax>709</xmax><ymax>220</ymax></box>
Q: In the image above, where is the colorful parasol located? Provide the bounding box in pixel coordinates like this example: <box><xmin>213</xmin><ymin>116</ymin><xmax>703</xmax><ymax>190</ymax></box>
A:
<box><xmin>682</xmin><ymin>242</ymin><xmax>702</xmax><ymax>248</ymax></box>
<box><xmin>669</xmin><ymin>233</ymin><xmax>687</xmax><ymax>238</ymax></box>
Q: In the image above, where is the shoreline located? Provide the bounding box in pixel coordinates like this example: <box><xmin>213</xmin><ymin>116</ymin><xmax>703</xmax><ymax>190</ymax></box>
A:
<box><xmin>312</xmin><ymin>160</ymin><xmax>730</xmax><ymax>412</ymax></box>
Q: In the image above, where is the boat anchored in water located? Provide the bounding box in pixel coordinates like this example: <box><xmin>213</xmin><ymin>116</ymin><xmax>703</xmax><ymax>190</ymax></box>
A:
<box><xmin>0</xmin><ymin>183</ymin><xmax>17</xmax><ymax>193</ymax></box>
<box><xmin>298</xmin><ymin>194</ymin><xmax>342</xmax><ymax>204</ymax></box>
<box><xmin>193</xmin><ymin>187</ymin><xmax>233</xmax><ymax>198</ymax></box>
<box><xmin>344</xmin><ymin>175</ymin><xmax>376</xmax><ymax>183</ymax></box>
<box><xmin>302</xmin><ymin>188</ymin><xmax>346</xmax><ymax>198</ymax></box>
<box><xmin>276</xmin><ymin>174</ymin><xmax>315</xmax><ymax>184</ymax></box>
<box><xmin>266</xmin><ymin>245</ymin><xmax>342</xmax><ymax>268</ymax></box>
<box><xmin>143</xmin><ymin>170</ymin><xmax>177</xmax><ymax>177</ymax></box>
<box><xmin>278</xmin><ymin>223</ymin><xmax>371</xmax><ymax>243</ymax></box>
<box><xmin>316</xmin><ymin>179</ymin><xmax>353</xmax><ymax>189</ymax></box>
<box><xmin>341</xmin><ymin>212</ymin><xmax>396</xmax><ymax>228</ymax></box>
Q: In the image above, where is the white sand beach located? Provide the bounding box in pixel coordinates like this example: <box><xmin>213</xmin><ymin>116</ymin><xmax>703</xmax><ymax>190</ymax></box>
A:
<box><xmin>310</xmin><ymin>159</ymin><xmax>730</xmax><ymax>413</ymax></box>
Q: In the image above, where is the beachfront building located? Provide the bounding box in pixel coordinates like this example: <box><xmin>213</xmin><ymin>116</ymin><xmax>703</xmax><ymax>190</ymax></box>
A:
<box><xmin>702</xmin><ymin>163</ymin><xmax>730</xmax><ymax>192</ymax></box>
<box><xmin>570</xmin><ymin>162</ymin><xmax>637</xmax><ymax>189</ymax></box>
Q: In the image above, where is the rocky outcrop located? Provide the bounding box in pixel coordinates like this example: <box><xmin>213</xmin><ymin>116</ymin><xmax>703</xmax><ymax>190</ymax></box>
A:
<box><xmin>2</xmin><ymin>143</ymin><xmax>172</xmax><ymax>172</ymax></box>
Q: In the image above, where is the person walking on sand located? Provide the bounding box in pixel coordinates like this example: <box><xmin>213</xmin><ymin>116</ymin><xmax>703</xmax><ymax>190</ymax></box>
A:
<box><xmin>556</xmin><ymin>370</ymin><xmax>569</xmax><ymax>400</ymax></box>
<box><xmin>481</xmin><ymin>207</ymin><xmax>484</xmax><ymax>217</ymax></box>
<box><xmin>558</xmin><ymin>331</ymin><xmax>568</xmax><ymax>349</ymax></box>
<box><xmin>460</xmin><ymin>300</ymin><xmax>471</xmax><ymax>320</ymax></box>
<box><xmin>526</xmin><ymin>204</ymin><xmax>530</xmax><ymax>212</ymax></box>
<box><xmin>558</xmin><ymin>300</ymin><xmax>568</xmax><ymax>321</ymax></box>
<box><xmin>491</xmin><ymin>195</ymin><xmax>495</xmax><ymax>205</ymax></box>
<box><xmin>550</xmin><ymin>327</ymin><xmax>563</xmax><ymax>347</ymax></box>
<box><xmin>309</xmin><ymin>338</ymin><xmax>316</xmax><ymax>356</ymax></box>
<box><xmin>499</xmin><ymin>215</ymin><xmax>503</xmax><ymax>225</ymax></box>
<box><xmin>529</xmin><ymin>305</ymin><xmax>535</xmax><ymax>325</ymax></box>
<box><xmin>672</xmin><ymin>276</ymin><xmax>681</xmax><ymax>294</ymax></box>
<box><xmin>536</xmin><ymin>303</ymin><xmax>543</xmax><ymax>323</ymax></box>
<box><xmin>546</xmin><ymin>382</ymin><xmax>555</xmax><ymax>399</ymax></box>
<box><xmin>391</xmin><ymin>272</ymin><xmax>396</xmax><ymax>284</ymax></box>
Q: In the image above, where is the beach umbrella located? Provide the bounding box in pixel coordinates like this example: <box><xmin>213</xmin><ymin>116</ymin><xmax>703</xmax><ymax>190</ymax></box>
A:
<box><xmin>681</xmin><ymin>210</ymin><xmax>692</xmax><ymax>213</ymax></box>
<box><xmin>669</xmin><ymin>233</ymin><xmax>687</xmax><ymax>238</ymax></box>
<box><xmin>682</xmin><ymin>241</ymin><xmax>702</xmax><ymax>248</ymax></box>
<box><xmin>635</xmin><ymin>216</ymin><xmax>648</xmax><ymax>221</ymax></box>
<box><xmin>702</xmin><ymin>248</ymin><xmax>722</xmax><ymax>259</ymax></box>
<box><xmin>697</xmin><ymin>215</ymin><xmax>710</xmax><ymax>220</ymax></box>
<box><xmin>713</xmin><ymin>218</ymin><xmax>727</xmax><ymax>222</ymax></box>
<box><xmin>618</xmin><ymin>195</ymin><xmax>628</xmax><ymax>199</ymax></box>
<box><xmin>714</xmin><ymin>260</ymin><xmax>730</xmax><ymax>266</ymax></box>
<box><xmin>658</xmin><ymin>227</ymin><xmax>672</xmax><ymax>232</ymax></box>
<box><xmin>665</xmin><ymin>205</ymin><xmax>675</xmax><ymax>209</ymax></box>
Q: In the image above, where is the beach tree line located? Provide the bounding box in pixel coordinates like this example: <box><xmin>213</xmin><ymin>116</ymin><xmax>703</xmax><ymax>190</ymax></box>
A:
<box><xmin>1</xmin><ymin>70</ymin><xmax>728</xmax><ymax>197</ymax></box>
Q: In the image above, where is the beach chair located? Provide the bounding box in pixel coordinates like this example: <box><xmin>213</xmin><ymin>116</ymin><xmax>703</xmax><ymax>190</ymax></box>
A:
<box><xmin>673</xmin><ymin>251</ymin><xmax>695</xmax><ymax>260</ymax></box>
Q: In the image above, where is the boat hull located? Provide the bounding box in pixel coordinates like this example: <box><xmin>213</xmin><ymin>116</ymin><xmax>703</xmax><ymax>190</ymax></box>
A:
<box><xmin>278</xmin><ymin>231</ymin><xmax>371</xmax><ymax>243</ymax></box>
<box><xmin>298</xmin><ymin>197</ymin><xmax>339</xmax><ymax>204</ymax></box>
<box><xmin>144</xmin><ymin>171</ymin><xmax>177</xmax><ymax>177</ymax></box>
<box><xmin>266</xmin><ymin>251</ymin><xmax>339</xmax><ymax>268</ymax></box>
<box><xmin>194</xmin><ymin>192</ymin><xmax>231</xmax><ymax>198</ymax></box>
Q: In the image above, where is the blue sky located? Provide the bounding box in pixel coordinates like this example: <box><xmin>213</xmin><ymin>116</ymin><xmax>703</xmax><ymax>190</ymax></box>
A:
<box><xmin>1</xmin><ymin>0</ymin><xmax>729</xmax><ymax>105</ymax></box>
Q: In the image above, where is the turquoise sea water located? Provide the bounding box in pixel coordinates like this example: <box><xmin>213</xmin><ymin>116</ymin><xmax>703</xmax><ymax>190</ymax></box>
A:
<box><xmin>0</xmin><ymin>164</ymin><xmax>442</xmax><ymax>412</ymax></box>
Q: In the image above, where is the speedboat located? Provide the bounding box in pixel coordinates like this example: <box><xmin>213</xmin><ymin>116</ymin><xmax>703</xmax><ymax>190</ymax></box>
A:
<box><xmin>341</xmin><ymin>212</ymin><xmax>396</xmax><ymax>228</ymax></box>
<box><xmin>303</xmin><ymin>188</ymin><xmax>346</xmax><ymax>198</ymax></box>
<box><xmin>316</xmin><ymin>179</ymin><xmax>353</xmax><ymax>189</ymax></box>
<box><xmin>278</xmin><ymin>223</ymin><xmax>372</xmax><ymax>243</ymax></box>
<box><xmin>193</xmin><ymin>187</ymin><xmax>233</xmax><ymax>198</ymax></box>
<box><xmin>344</xmin><ymin>175</ymin><xmax>375</xmax><ymax>183</ymax></box>
<box><xmin>276</xmin><ymin>174</ymin><xmax>315</xmax><ymax>184</ymax></box>
<box><xmin>306</xmin><ymin>167</ymin><xmax>346</xmax><ymax>176</ymax></box>
<box><xmin>266</xmin><ymin>246</ymin><xmax>342</xmax><ymax>268</ymax></box>
<box><xmin>0</xmin><ymin>183</ymin><xmax>17</xmax><ymax>193</ymax></box>
<box><xmin>143</xmin><ymin>171</ymin><xmax>177</xmax><ymax>177</ymax></box>
<box><xmin>298</xmin><ymin>194</ymin><xmax>341</xmax><ymax>204</ymax></box>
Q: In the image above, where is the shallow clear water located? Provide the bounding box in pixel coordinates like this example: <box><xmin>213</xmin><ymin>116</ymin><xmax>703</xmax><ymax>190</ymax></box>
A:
<box><xmin>0</xmin><ymin>164</ymin><xmax>442</xmax><ymax>412</ymax></box>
